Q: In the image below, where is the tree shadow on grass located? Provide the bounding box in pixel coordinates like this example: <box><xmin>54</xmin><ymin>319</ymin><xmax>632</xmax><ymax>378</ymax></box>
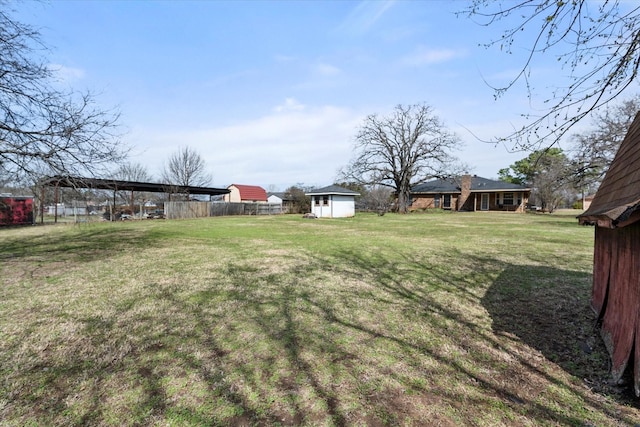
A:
<box><xmin>312</xmin><ymin>249</ymin><xmax>639</xmax><ymax>425</ymax></box>
<box><xmin>0</xmin><ymin>223</ymin><xmax>158</xmax><ymax>263</ymax></box>
<box><xmin>481</xmin><ymin>260</ymin><xmax>636</xmax><ymax>400</ymax></box>
<box><xmin>3</xmin><ymin>243</ymin><xmax>639</xmax><ymax>426</ymax></box>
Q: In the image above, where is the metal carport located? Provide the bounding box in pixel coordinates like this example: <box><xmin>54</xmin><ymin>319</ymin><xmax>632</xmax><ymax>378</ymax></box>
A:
<box><xmin>38</xmin><ymin>175</ymin><xmax>230</xmax><ymax>223</ymax></box>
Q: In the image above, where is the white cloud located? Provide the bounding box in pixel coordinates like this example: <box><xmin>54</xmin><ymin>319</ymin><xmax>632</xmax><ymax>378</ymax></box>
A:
<box><xmin>125</xmin><ymin>100</ymin><xmax>542</xmax><ymax>190</ymax></box>
<box><xmin>274</xmin><ymin>98</ymin><xmax>306</xmax><ymax>113</ymax></box>
<box><xmin>127</xmin><ymin>101</ymin><xmax>364</xmax><ymax>190</ymax></box>
<box><xmin>314</xmin><ymin>62</ymin><xmax>341</xmax><ymax>77</ymax></box>
<box><xmin>400</xmin><ymin>47</ymin><xmax>464</xmax><ymax>66</ymax></box>
<box><xmin>49</xmin><ymin>64</ymin><xmax>86</xmax><ymax>82</ymax></box>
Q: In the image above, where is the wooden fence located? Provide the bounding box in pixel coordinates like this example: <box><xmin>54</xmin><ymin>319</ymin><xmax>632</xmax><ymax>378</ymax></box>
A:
<box><xmin>165</xmin><ymin>201</ymin><xmax>283</xmax><ymax>219</ymax></box>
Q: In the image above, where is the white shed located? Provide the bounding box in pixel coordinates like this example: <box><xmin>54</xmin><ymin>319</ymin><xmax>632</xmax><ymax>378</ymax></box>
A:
<box><xmin>305</xmin><ymin>185</ymin><xmax>360</xmax><ymax>218</ymax></box>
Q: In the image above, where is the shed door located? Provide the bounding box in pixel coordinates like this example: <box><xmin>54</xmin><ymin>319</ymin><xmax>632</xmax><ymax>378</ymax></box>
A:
<box><xmin>481</xmin><ymin>194</ymin><xmax>489</xmax><ymax>211</ymax></box>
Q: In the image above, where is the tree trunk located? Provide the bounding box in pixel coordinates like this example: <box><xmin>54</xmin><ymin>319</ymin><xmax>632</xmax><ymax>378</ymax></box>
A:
<box><xmin>397</xmin><ymin>188</ymin><xmax>410</xmax><ymax>214</ymax></box>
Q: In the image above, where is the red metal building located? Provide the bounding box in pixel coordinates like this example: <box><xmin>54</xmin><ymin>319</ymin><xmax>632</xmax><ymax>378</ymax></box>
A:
<box><xmin>0</xmin><ymin>196</ymin><xmax>35</xmax><ymax>226</ymax></box>
<box><xmin>578</xmin><ymin>111</ymin><xmax>640</xmax><ymax>396</ymax></box>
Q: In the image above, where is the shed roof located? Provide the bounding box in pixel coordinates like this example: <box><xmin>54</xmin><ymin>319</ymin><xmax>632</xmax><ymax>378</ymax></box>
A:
<box><xmin>305</xmin><ymin>185</ymin><xmax>360</xmax><ymax>196</ymax></box>
<box><xmin>230</xmin><ymin>184</ymin><xmax>268</xmax><ymax>201</ymax></box>
<box><xmin>578</xmin><ymin>111</ymin><xmax>640</xmax><ymax>228</ymax></box>
<box><xmin>412</xmin><ymin>176</ymin><xmax>530</xmax><ymax>194</ymax></box>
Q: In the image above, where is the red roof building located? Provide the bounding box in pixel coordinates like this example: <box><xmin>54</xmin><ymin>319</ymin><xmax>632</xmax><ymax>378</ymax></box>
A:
<box><xmin>223</xmin><ymin>184</ymin><xmax>268</xmax><ymax>203</ymax></box>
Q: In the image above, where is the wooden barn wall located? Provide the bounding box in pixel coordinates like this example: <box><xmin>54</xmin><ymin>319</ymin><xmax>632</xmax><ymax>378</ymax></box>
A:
<box><xmin>592</xmin><ymin>226</ymin><xmax>612</xmax><ymax>316</ymax></box>
<box><xmin>593</xmin><ymin>224</ymin><xmax>640</xmax><ymax>394</ymax></box>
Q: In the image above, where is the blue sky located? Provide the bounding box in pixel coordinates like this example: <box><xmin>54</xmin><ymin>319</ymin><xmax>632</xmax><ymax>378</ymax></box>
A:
<box><xmin>14</xmin><ymin>0</ymin><xmax>632</xmax><ymax>190</ymax></box>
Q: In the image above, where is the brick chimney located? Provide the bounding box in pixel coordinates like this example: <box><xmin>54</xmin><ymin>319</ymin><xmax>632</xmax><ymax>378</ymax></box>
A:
<box><xmin>458</xmin><ymin>174</ymin><xmax>472</xmax><ymax>211</ymax></box>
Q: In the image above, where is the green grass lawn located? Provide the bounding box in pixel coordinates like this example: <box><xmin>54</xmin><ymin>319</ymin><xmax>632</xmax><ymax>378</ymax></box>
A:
<box><xmin>1</xmin><ymin>212</ymin><xmax>638</xmax><ymax>426</ymax></box>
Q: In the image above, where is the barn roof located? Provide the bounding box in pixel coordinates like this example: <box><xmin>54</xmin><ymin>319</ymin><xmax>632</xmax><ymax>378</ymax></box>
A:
<box><xmin>578</xmin><ymin>111</ymin><xmax>640</xmax><ymax>228</ymax></box>
<box><xmin>305</xmin><ymin>185</ymin><xmax>360</xmax><ymax>196</ymax></box>
<box><xmin>412</xmin><ymin>176</ymin><xmax>530</xmax><ymax>194</ymax></box>
<box><xmin>230</xmin><ymin>184</ymin><xmax>268</xmax><ymax>201</ymax></box>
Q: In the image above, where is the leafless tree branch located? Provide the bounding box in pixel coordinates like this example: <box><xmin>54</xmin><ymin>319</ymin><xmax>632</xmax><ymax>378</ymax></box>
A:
<box><xmin>462</xmin><ymin>1</ymin><xmax>640</xmax><ymax>150</ymax></box>
<box><xmin>0</xmin><ymin>6</ymin><xmax>127</xmax><ymax>184</ymax></box>
<box><xmin>161</xmin><ymin>146</ymin><xmax>212</xmax><ymax>193</ymax></box>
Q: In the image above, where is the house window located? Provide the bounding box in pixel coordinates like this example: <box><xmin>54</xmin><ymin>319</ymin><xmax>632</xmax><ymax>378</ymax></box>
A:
<box><xmin>516</xmin><ymin>193</ymin><xmax>522</xmax><ymax>206</ymax></box>
<box><xmin>503</xmin><ymin>193</ymin><xmax>514</xmax><ymax>205</ymax></box>
<box><xmin>443</xmin><ymin>194</ymin><xmax>451</xmax><ymax>209</ymax></box>
<box><xmin>434</xmin><ymin>195</ymin><xmax>440</xmax><ymax>208</ymax></box>
<box><xmin>323</xmin><ymin>195</ymin><xmax>329</xmax><ymax>205</ymax></box>
<box><xmin>314</xmin><ymin>196</ymin><xmax>320</xmax><ymax>206</ymax></box>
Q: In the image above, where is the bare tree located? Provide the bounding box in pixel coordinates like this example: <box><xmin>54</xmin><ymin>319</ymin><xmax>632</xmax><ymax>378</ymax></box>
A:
<box><xmin>161</xmin><ymin>146</ymin><xmax>212</xmax><ymax>188</ymax></box>
<box><xmin>362</xmin><ymin>185</ymin><xmax>393</xmax><ymax>216</ymax></box>
<box><xmin>498</xmin><ymin>148</ymin><xmax>572</xmax><ymax>212</ymax></box>
<box><xmin>114</xmin><ymin>162</ymin><xmax>152</xmax><ymax>183</ymax></box>
<box><xmin>569</xmin><ymin>94</ymin><xmax>640</xmax><ymax>193</ymax></box>
<box><xmin>0</xmin><ymin>6</ymin><xmax>126</xmax><ymax>184</ymax></box>
<box><xmin>532</xmin><ymin>154</ymin><xmax>572</xmax><ymax>213</ymax></box>
<box><xmin>340</xmin><ymin>103</ymin><xmax>462</xmax><ymax>213</ymax></box>
<box><xmin>112</xmin><ymin>162</ymin><xmax>154</xmax><ymax>216</ymax></box>
<box><xmin>462</xmin><ymin>1</ymin><xmax>640</xmax><ymax>150</ymax></box>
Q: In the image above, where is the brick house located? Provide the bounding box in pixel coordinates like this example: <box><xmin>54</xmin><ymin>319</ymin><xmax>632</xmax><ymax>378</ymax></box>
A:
<box><xmin>410</xmin><ymin>175</ymin><xmax>530</xmax><ymax>212</ymax></box>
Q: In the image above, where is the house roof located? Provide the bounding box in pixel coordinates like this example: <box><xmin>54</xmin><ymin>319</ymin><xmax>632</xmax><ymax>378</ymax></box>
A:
<box><xmin>305</xmin><ymin>185</ymin><xmax>360</xmax><ymax>196</ymax></box>
<box><xmin>230</xmin><ymin>184</ymin><xmax>268</xmax><ymax>201</ymax></box>
<box><xmin>578</xmin><ymin>111</ymin><xmax>640</xmax><ymax>228</ymax></box>
<box><xmin>411</xmin><ymin>180</ymin><xmax>459</xmax><ymax>193</ymax></box>
<box><xmin>411</xmin><ymin>176</ymin><xmax>530</xmax><ymax>194</ymax></box>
